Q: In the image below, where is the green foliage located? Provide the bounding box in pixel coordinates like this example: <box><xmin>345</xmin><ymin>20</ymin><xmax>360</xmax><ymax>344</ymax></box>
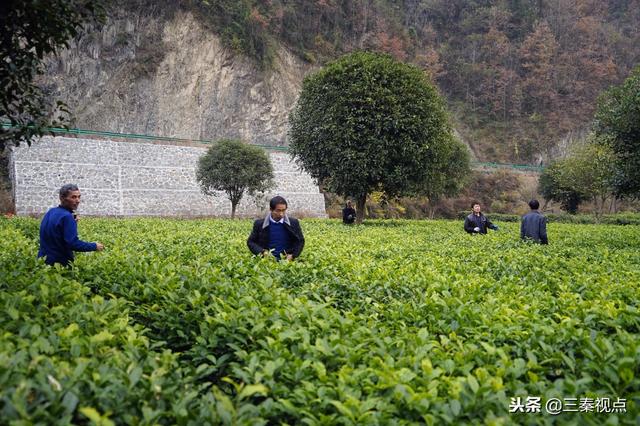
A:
<box><xmin>539</xmin><ymin>163</ymin><xmax>585</xmax><ymax>214</ymax></box>
<box><xmin>1</xmin><ymin>216</ymin><xmax>639</xmax><ymax>423</ymax></box>
<box><xmin>594</xmin><ymin>66</ymin><xmax>640</xmax><ymax>198</ymax></box>
<box><xmin>539</xmin><ymin>140</ymin><xmax>617</xmax><ymax>215</ymax></box>
<box><xmin>423</xmin><ymin>137</ymin><xmax>471</xmax><ymax>200</ymax></box>
<box><xmin>191</xmin><ymin>0</ymin><xmax>276</xmax><ymax>67</ymax></box>
<box><xmin>289</xmin><ymin>51</ymin><xmax>470</xmax><ymax>223</ymax></box>
<box><xmin>560</xmin><ymin>141</ymin><xmax>617</xmax><ymax>216</ymax></box>
<box><xmin>0</xmin><ymin>0</ymin><xmax>104</xmax><ymax>148</ymax></box>
<box><xmin>196</xmin><ymin>139</ymin><xmax>274</xmax><ymax>218</ymax></box>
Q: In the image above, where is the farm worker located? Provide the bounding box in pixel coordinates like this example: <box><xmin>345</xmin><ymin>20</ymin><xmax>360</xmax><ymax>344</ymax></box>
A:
<box><xmin>247</xmin><ymin>195</ymin><xmax>305</xmax><ymax>261</ymax></box>
<box><xmin>521</xmin><ymin>199</ymin><xmax>548</xmax><ymax>244</ymax></box>
<box><xmin>38</xmin><ymin>184</ymin><xmax>104</xmax><ymax>266</ymax></box>
<box><xmin>342</xmin><ymin>200</ymin><xmax>356</xmax><ymax>224</ymax></box>
<box><xmin>464</xmin><ymin>201</ymin><xmax>499</xmax><ymax>234</ymax></box>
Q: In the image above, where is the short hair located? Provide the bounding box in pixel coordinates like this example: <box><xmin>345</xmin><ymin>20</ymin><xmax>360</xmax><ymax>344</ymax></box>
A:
<box><xmin>529</xmin><ymin>199</ymin><xmax>540</xmax><ymax>210</ymax></box>
<box><xmin>471</xmin><ymin>201</ymin><xmax>481</xmax><ymax>208</ymax></box>
<box><xmin>269</xmin><ymin>195</ymin><xmax>288</xmax><ymax>210</ymax></box>
<box><xmin>59</xmin><ymin>184</ymin><xmax>79</xmax><ymax>198</ymax></box>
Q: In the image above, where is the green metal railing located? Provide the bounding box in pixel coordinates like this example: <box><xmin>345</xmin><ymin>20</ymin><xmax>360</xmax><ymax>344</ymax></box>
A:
<box><xmin>0</xmin><ymin>122</ymin><xmax>289</xmax><ymax>151</ymax></box>
<box><xmin>2</xmin><ymin>122</ymin><xmax>543</xmax><ymax>170</ymax></box>
<box><xmin>472</xmin><ymin>161</ymin><xmax>543</xmax><ymax>172</ymax></box>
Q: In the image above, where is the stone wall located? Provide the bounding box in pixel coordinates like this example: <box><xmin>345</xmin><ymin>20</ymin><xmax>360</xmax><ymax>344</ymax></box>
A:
<box><xmin>11</xmin><ymin>136</ymin><xmax>326</xmax><ymax>217</ymax></box>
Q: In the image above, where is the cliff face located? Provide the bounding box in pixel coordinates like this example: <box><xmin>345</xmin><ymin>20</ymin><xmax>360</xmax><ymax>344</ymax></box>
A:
<box><xmin>41</xmin><ymin>8</ymin><xmax>312</xmax><ymax>146</ymax></box>
<box><xmin>36</xmin><ymin>1</ymin><xmax>640</xmax><ymax>165</ymax></box>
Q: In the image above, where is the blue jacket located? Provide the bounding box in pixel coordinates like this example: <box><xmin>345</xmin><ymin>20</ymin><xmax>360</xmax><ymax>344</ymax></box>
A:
<box><xmin>38</xmin><ymin>206</ymin><xmax>97</xmax><ymax>266</ymax></box>
<box><xmin>247</xmin><ymin>213</ymin><xmax>305</xmax><ymax>259</ymax></box>
<box><xmin>520</xmin><ymin>211</ymin><xmax>548</xmax><ymax>244</ymax></box>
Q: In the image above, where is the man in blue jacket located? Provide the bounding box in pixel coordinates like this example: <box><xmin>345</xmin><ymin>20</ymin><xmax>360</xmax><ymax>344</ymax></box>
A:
<box><xmin>521</xmin><ymin>199</ymin><xmax>548</xmax><ymax>244</ymax></box>
<box><xmin>247</xmin><ymin>196</ymin><xmax>305</xmax><ymax>261</ymax></box>
<box><xmin>38</xmin><ymin>184</ymin><xmax>104</xmax><ymax>266</ymax></box>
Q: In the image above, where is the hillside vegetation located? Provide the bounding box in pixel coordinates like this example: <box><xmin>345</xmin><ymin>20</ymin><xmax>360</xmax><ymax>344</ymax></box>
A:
<box><xmin>187</xmin><ymin>0</ymin><xmax>640</xmax><ymax>163</ymax></box>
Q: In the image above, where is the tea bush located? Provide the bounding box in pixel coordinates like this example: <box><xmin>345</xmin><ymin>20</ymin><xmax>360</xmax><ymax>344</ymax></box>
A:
<box><xmin>1</xmin><ymin>217</ymin><xmax>639</xmax><ymax>424</ymax></box>
<box><xmin>457</xmin><ymin>212</ymin><xmax>640</xmax><ymax>225</ymax></box>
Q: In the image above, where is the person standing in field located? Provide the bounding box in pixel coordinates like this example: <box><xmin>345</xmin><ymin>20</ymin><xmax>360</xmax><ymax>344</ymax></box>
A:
<box><xmin>521</xmin><ymin>199</ymin><xmax>548</xmax><ymax>244</ymax></box>
<box><xmin>464</xmin><ymin>201</ymin><xmax>499</xmax><ymax>234</ymax></box>
<box><xmin>247</xmin><ymin>195</ymin><xmax>305</xmax><ymax>261</ymax></box>
<box><xmin>342</xmin><ymin>200</ymin><xmax>356</xmax><ymax>224</ymax></box>
<box><xmin>38</xmin><ymin>184</ymin><xmax>104</xmax><ymax>266</ymax></box>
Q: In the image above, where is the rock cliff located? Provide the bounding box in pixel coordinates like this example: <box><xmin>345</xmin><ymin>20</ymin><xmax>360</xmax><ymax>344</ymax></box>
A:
<box><xmin>41</xmin><ymin>7</ymin><xmax>312</xmax><ymax>146</ymax></box>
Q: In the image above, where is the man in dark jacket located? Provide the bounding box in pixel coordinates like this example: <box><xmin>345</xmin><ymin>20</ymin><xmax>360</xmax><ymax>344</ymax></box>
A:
<box><xmin>342</xmin><ymin>200</ymin><xmax>356</xmax><ymax>224</ymax></box>
<box><xmin>521</xmin><ymin>199</ymin><xmax>548</xmax><ymax>244</ymax></box>
<box><xmin>38</xmin><ymin>184</ymin><xmax>104</xmax><ymax>266</ymax></box>
<box><xmin>464</xmin><ymin>202</ymin><xmax>498</xmax><ymax>234</ymax></box>
<box><xmin>247</xmin><ymin>196</ymin><xmax>305</xmax><ymax>261</ymax></box>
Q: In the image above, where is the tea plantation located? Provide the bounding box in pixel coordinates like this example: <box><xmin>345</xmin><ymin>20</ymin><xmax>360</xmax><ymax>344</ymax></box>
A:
<box><xmin>1</xmin><ymin>217</ymin><xmax>639</xmax><ymax>425</ymax></box>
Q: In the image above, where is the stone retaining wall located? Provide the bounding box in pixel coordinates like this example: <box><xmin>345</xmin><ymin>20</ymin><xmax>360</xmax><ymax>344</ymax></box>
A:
<box><xmin>11</xmin><ymin>137</ymin><xmax>326</xmax><ymax>217</ymax></box>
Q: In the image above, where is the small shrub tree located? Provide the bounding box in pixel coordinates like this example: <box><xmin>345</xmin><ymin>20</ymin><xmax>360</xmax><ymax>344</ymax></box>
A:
<box><xmin>289</xmin><ymin>51</ymin><xmax>470</xmax><ymax>224</ymax></box>
<box><xmin>539</xmin><ymin>138</ymin><xmax>616</xmax><ymax>216</ymax></box>
<box><xmin>539</xmin><ymin>162</ymin><xmax>586</xmax><ymax>214</ymax></box>
<box><xmin>196</xmin><ymin>139</ymin><xmax>274</xmax><ymax>218</ymax></box>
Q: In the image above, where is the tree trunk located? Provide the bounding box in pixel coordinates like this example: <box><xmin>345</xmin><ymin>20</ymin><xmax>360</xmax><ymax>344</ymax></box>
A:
<box><xmin>541</xmin><ymin>199</ymin><xmax>549</xmax><ymax>212</ymax></box>
<box><xmin>428</xmin><ymin>197</ymin><xmax>439</xmax><ymax>219</ymax></box>
<box><xmin>231</xmin><ymin>201</ymin><xmax>237</xmax><ymax>219</ymax></box>
<box><xmin>594</xmin><ymin>195</ymin><xmax>607</xmax><ymax>222</ymax></box>
<box><xmin>229</xmin><ymin>189</ymin><xmax>243</xmax><ymax>219</ymax></box>
<box><xmin>355</xmin><ymin>194</ymin><xmax>367</xmax><ymax>224</ymax></box>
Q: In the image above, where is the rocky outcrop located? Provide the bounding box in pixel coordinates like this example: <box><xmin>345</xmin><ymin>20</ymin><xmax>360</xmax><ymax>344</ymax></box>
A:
<box><xmin>41</xmin><ymin>8</ymin><xmax>312</xmax><ymax>146</ymax></box>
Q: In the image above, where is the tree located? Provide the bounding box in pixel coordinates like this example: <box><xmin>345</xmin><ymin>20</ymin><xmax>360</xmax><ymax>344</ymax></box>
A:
<box><xmin>289</xmin><ymin>51</ymin><xmax>470</xmax><ymax>224</ymax></box>
<box><xmin>0</xmin><ymin>0</ymin><xmax>104</xmax><ymax>149</ymax></box>
<box><xmin>539</xmin><ymin>161</ymin><xmax>586</xmax><ymax>214</ymax></box>
<box><xmin>539</xmin><ymin>138</ymin><xmax>616</xmax><ymax>216</ymax></box>
<box><xmin>422</xmin><ymin>137</ymin><xmax>470</xmax><ymax>209</ymax></box>
<box><xmin>561</xmin><ymin>140</ymin><xmax>616</xmax><ymax>217</ymax></box>
<box><xmin>519</xmin><ymin>21</ymin><xmax>559</xmax><ymax>112</ymax></box>
<box><xmin>593</xmin><ymin>66</ymin><xmax>640</xmax><ymax>198</ymax></box>
<box><xmin>479</xmin><ymin>27</ymin><xmax>518</xmax><ymax>122</ymax></box>
<box><xmin>196</xmin><ymin>139</ymin><xmax>275</xmax><ymax>218</ymax></box>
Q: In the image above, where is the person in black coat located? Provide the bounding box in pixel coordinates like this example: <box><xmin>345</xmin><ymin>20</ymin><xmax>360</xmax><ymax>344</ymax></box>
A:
<box><xmin>521</xmin><ymin>199</ymin><xmax>548</xmax><ymax>244</ymax></box>
<box><xmin>464</xmin><ymin>201</ymin><xmax>499</xmax><ymax>234</ymax></box>
<box><xmin>342</xmin><ymin>200</ymin><xmax>356</xmax><ymax>224</ymax></box>
<box><xmin>247</xmin><ymin>196</ymin><xmax>305</xmax><ymax>261</ymax></box>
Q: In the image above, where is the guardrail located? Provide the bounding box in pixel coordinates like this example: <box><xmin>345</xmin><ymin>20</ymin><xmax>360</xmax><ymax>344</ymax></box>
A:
<box><xmin>2</xmin><ymin>122</ymin><xmax>544</xmax><ymax>170</ymax></box>
<box><xmin>472</xmin><ymin>161</ymin><xmax>543</xmax><ymax>172</ymax></box>
<box><xmin>0</xmin><ymin>123</ymin><xmax>289</xmax><ymax>151</ymax></box>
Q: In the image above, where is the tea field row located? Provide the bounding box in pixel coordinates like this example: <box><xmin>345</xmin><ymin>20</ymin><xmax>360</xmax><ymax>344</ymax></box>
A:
<box><xmin>1</xmin><ymin>218</ymin><xmax>639</xmax><ymax>424</ymax></box>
